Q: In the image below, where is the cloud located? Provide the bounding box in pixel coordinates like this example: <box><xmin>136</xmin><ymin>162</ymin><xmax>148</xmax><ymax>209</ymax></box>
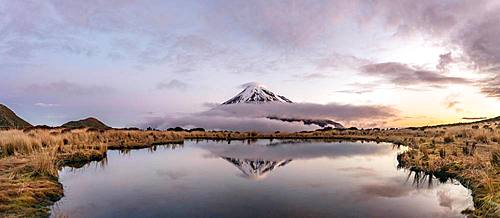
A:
<box><xmin>196</xmin><ymin>140</ymin><xmax>392</xmax><ymax>161</ymax></box>
<box><xmin>315</xmin><ymin>53</ymin><xmax>370</xmax><ymax>70</ymax></box>
<box><xmin>364</xmin><ymin>1</ymin><xmax>500</xmax><ymax>95</ymax></box>
<box><xmin>457</xmin><ymin>7</ymin><xmax>500</xmax><ymax>73</ymax></box>
<box><xmin>360</xmin><ymin>183</ymin><xmax>413</xmax><ymax>198</ymax></box>
<box><xmin>294</xmin><ymin>73</ymin><xmax>329</xmax><ymax>80</ymax></box>
<box><xmin>25</xmin><ymin>81</ymin><xmax>114</xmax><ymax>96</ymax></box>
<box><xmin>144</xmin><ymin>115</ymin><xmax>319</xmax><ymax>132</ymax></box>
<box><xmin>201</xmin><ymin>102</ymin><xmax>220</xmax><ymax>109</ymax></box>
<box><xmin>155</xmin><ymin>169</ymin><xmax>188</xmax><ymax>180</ymax></box>
<box><xmin>238</xmin><ymin>82</ymin><xmax>264</xmax><ymax>89</ymax></box>
<box><xmin>443</xmin><ymin>95</ymin><xmax>463</xmax><ymax>112</ymax></box>
<box><xmin>34</xmin><ymin>102</ymin><xmax>60</xmax><ymax>108</ymax></box>
<box><xmin>360</xmin><ymin>62</ymin><xmax>471</xmax><ymax>86</ymax></box>
<box><xmin>437</xmin><ymin>190</ymin><xmax>453</xmax><ymax>209</ymax></box>
<box><xmin>201</xmin><ymin>103</ymin><xmax>396</xmax><ymax>121</ymax></box>
<box><xmin>437</xmin><ymin>52</ymin><xmax>453</xmax><ymax>71</ymax></box>
<box><xmin>446</xmin><ymin>101</ymin><xmax>460</xmax><ymax>109</ymax></box>
<box><xmin>337</xmin><ymin>167</ymin><xmax>378</xmax><ymax>177</ymax></box>
<box><xmin>142</xmin><ymin>102</ymin><xmax>397</xmax><ymax>131</ymax></box>
<box><xmin>156</xmin><ymin>79</ymin><xmax>189</xmax><ymax>90</ymax></box>
<box><xmin>207</xmin><ymin>0</ymin><xmax>356</xmax><ymax>49</ymax></box>
<box><xmin>335</xmin><ymin>89</ymin><xmax>373</xmax><ymax>95</ymax></box>
<box><xmin>462</xmin><ymin>117</ymin><xmax>487</xmax><ymax>120</ymax></box>
<box><xmin>480</xmin><ymin>76</ymin><xmax>500</xmax><ymax>99</ymax></box>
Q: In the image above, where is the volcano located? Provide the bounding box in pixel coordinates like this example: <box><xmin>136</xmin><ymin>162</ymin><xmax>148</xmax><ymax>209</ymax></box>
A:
<box><xmin>221</xmin><ymin>83</ymin><xmax>344</xmax><ymax>129</ymax></box>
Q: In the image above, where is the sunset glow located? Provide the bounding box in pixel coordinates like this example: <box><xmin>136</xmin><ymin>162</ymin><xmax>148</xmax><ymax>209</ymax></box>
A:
<box><xmin>1</xmin><ymin>0</ymin><xmax>499</xmax><ymax>129</ymax></box>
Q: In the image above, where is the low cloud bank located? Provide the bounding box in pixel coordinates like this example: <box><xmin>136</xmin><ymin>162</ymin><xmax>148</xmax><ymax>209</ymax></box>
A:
<box><xmin>142</xmin><ymin>102</ymin><xmax>397</xmax><ymax>132</ymax></box>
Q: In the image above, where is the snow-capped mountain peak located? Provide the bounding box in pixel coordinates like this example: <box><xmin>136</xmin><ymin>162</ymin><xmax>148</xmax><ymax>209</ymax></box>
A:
<box><xmin>222</xmin><ymin>83</ymin><xmax>293</xmax><ymax>105</ymax></box>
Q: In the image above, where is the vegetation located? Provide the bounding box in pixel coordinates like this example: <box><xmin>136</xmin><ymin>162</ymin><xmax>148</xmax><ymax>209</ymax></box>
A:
<box><xmin>0</xmin><ymin>104</ymin><xmax>32</xmax><ymax>129</ymax></box>
<box><xmin>60</xmin><ymin>117</ymin><xmax>111</xmax><ymax>130</ymax></box>
<box><xmin>0</xmin><ymin>120</ymin><xmax>499</xmax><ymax>217</ymax></box>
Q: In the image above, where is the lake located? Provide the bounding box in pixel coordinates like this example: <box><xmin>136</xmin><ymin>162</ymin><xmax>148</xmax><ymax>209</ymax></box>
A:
<box><xmin>51</xmin><ymin>140</ymin><xmax>473</xmax><ymax>217</ymax></box>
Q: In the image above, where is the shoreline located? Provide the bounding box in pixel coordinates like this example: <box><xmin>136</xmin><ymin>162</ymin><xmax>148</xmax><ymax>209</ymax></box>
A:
<box><xmin>0</xmin><ymin>126</ymin><xmax>498</xmax><ymax>217</ymax></box>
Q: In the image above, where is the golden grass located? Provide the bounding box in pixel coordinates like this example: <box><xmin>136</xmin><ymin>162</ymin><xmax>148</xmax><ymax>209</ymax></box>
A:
<box><xmin>0</xmin><ymin>123</ymin><xmax>498</xmax><ymax>217</ymax></box>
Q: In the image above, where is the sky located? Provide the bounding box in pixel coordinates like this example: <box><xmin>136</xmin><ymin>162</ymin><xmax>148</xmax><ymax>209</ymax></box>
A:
<box><xmin>1</xmin><ymin>0</ymin><xmax>499</xmax><ymax>130</ymax></box>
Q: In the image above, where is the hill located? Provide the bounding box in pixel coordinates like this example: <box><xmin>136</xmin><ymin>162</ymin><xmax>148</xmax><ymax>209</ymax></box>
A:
<box><xmin>61</xmin><ymin>117</ymin><xmax>111</xmax><ymax>130</ymax></box>
<box><xmin>409</xmin><ymin>116</ymin><xmax>500</xmax><ymax>129</ymax></box>
<box><xmin>0</xmin><ymin>104</ymin><xmax>32</xmax><ymax>128</ymax></box>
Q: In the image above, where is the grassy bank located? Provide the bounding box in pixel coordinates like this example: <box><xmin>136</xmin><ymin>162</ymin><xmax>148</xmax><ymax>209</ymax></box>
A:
<box><xmin>0</xmin><ymin>123</ymin><xmax>498</xmax><ymax>217</ymax></box>
<box><xmin>0</xmin><ymin>128</ymin><xmax>184</xmax><ymax>217</ymax></box>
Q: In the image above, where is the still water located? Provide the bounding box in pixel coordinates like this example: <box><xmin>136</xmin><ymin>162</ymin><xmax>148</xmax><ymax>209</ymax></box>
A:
<box><xmin>51</xmin><ymin>140</ymin><xmax>473</xmax><ymax>218</ymax></box>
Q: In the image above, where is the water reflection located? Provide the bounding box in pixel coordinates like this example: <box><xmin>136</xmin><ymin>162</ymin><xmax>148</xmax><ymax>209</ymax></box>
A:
<box><xmin>117</xmin><ymin>143</ymin><xmax>184</xmax><ymax>155</ymax></box>
<box><xmin>221</xmin><ymin>157</ymin><xmax>292</xmax><ymax>180</ymax></box>
<box><xmin>195</xmin><ymin>139</ymin><xmax>394</xmax><ymax>161</ymax></box>
<box><xmin>52</xmin><ymin>140</ymin><xmax>474</xmax><ymax>218</ymax></box>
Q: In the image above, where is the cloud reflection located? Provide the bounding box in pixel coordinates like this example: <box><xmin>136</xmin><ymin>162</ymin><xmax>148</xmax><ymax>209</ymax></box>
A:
<box><xmin>197</xmin><ymin>140</ymin><xmax>393</xmax><ymax>161</ymax></box>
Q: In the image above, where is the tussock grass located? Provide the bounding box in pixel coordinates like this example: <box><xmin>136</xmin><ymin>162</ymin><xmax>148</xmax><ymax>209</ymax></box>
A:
<box><xmin>0</xmin><ymin>123</ymin><xmax>499</xmax><ymax>217</ymax></box>
<box><xmin>0</xmin><ymin>129</ymin><xmax>183</xmax><ymax>217</ymax></box>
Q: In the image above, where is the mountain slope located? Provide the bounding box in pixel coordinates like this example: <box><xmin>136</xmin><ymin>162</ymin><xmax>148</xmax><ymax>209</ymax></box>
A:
<box><xmin>223</xmin><ymin>84</ymin><xmax>293</xmax><ymax>104</ymax></box>
<box><xmin>411</xmin><ymin>115</ymin><xmax>500</xmax><ymax>129</ymax></box>
<box><xmin>0</xmin><ymin>104</ymin><xmax>32</xmax><ymax>128</ymax></box>
<box><xmin>61</xmin><ymin>117</ymin><xmax>111</xmax><ymax>129</ymax></box>
<box><xmin>221</xmin><ymin>83</ymin><xmax>344</xmax><ymax>129</ymax></box>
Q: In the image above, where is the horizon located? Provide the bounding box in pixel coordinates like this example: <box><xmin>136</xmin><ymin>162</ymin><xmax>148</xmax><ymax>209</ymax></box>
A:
<box><xmin>1</xmin><ymin>0</ymin><xmax>499</xmax><ymax>130</ymax></box>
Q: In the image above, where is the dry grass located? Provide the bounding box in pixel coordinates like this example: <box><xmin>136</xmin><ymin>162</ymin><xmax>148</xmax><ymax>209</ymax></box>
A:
<box><xmin>0</xmin><ymin>128</ymin><xmax>184</xmax><ymax>217</ymax></box>
<box><xmin>0</xmin><ymin>123</ymin><xmax>498</xmax><ymax>217</ymax></box>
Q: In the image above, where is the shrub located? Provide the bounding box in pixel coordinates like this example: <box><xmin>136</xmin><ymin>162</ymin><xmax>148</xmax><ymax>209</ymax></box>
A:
<box><xmin>443</xmin><ymin>136</ymin><xmax>454</xmax><ymax>143</ymax></box>
<box><xmin>475</xmin><ymin>134</ymin><xmax>488</xmax><ymax>143</ymax></box>
<box><xmin>31</xmin><ymin>152</ymin><xmax>58</xmax><ymax>177</ymax></box>
<box><xmin>492</xmin><ymin>151</ymin><xmax>500</xmax><ymax>167</ymax></box>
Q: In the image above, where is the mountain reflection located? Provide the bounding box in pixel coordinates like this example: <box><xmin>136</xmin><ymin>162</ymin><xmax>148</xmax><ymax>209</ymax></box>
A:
<box><xmin>222</xmin><ymin>156</ymin><xmax>292</xmax><ymax>180</ymax></box>
<box><xmin>198</xmin><ymin>140</ymin><xmax>393</xmax><ymax>161</ymax></box>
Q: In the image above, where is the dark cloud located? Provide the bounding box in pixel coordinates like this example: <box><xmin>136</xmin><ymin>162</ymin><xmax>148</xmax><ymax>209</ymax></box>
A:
<box><xmin>365</xmin><ymin>1</ymin><xmax>500</xmax><ymax>99</ymax></box>
<box><xmin>480</xmin><ymin>76</ymin><xmax>500</xmax><ymax>99</ymax></box>
<box><xmin>362</xmin><ymin>0</ymin><xmax>483</xmax><ymax>36</ymax></box>
<box><xmin>462</xmin><ymin>117</ymin><xmax>487</xmax><ymax>120</ymax></box>
<box><xmin>437</xmin><ymin>52</ymin><xmax>453</xmax><ymax>71</ymax></box>
<box><xmin>156</xmin><ymin>79</ymin><xmax>189</xmax><ymax>90</ymax></box>
<box><xmin>458</xmin><ymin>8</ymin><xmax>500</xmax><ymax>73</ymax></box>
<box><xmin>360</xmin><ymin>62</ymin><xmax>471</xmax><ymax>86</ymax></box>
